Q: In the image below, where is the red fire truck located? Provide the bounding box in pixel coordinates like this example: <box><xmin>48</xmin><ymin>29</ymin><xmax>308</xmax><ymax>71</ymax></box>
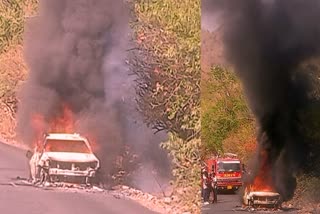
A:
<box><xmin>205</xmin><ymin>153</ymin><xmax>243</xmax><ymax>192</ymax></box>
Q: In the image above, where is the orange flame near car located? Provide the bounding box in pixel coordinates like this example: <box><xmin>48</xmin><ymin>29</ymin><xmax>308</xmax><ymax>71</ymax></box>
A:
<box><xmin>246</xmin><ymin>149</ymin><xmax>275</xmax><ymax>193</ymax></box>
<box><xmin>31</xmin><ymin>113</ymin><xmax>47</xmax><ymax>150</ymax></box>
<box><xmin>31</xmin><ymin>104</ymin><xmax>75</xmax><ymax>136</ymax></box>
<box><xmin>30</xmin><ymin>104</ymin><xmax>98</xmax><ymax>150</ymax></box>
<box><xmin>49</xmin><ymin>104</ymin><xmax>75</xmax><ymax>133</ymax></box>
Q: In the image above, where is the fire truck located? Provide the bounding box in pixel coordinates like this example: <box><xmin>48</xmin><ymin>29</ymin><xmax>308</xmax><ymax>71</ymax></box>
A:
<box><xmin>205</xmin><ymin>153</ymin><xmax>243</xmax><ymax>192</ymax></box>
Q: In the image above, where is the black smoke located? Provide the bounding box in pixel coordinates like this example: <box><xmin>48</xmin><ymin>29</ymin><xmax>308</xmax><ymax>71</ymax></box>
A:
<box><xmin>17</xmin><ymin>0</ymin><xmax>171</xmax><ymax>191</ymax></box>
<box><xmin>209</xmin><ymin>0</ymin><xmax>320</xmax><ymax>201</ymax></box>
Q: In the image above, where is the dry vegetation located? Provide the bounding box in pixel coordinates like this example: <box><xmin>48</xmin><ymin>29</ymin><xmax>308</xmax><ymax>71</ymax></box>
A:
<box><xmin>1</xmin><ymin>0</ymin><xmax>201</xmax><ymax>213</ymax></box>
<box><xmin>131</xmin><ymin>0</ymin><xmax>201</xmax><ymax>213</ymax></box>
<box><xmin>201</xmin><ymin>29</ymin><xmax>256</xmax><ymax>161</ymax></box>
<box><xmin>0</xmin><ymin>0</ymin><xmax>38</xmax><ymax>144</ymax></box>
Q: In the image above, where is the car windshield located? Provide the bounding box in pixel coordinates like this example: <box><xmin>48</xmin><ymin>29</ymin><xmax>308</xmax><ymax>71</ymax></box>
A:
<box><xmin>44</xmin><ymin>139</ymin><xmax>91</xmax><ymax>153</ymax></box>
<box><xmin>217</xmin><ymin>161</ymin><xmax>241</xmax><ymax>172</ymax></box>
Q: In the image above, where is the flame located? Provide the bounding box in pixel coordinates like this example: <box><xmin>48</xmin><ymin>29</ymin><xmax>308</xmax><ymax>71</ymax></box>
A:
<box><xmin>246</xmin><ymin>149</ymin><xmax>275</xmax><ymax>192</ymax></box>
<box><xmin>49</xmin><ymin>104</ymin><xmax>75</xmax><ymax>133</ymax></box>
<box><xmin>30</xmin><ymin>104</ymin><xmax>75</xmax><ymax>146</ymax></box>
<box><xmin>31</xmin><ymin>113</ymin><xmax>47</xmax><ymax>150</ymax></box>
<box><xmin>31</xmin><ymin>104</ymin><xmax>75</xmax><ymax>135</ymax></box>
<box><xmin>30</xmin><ymin>104</ymin><xmax>98</xmax><ymax>152</ymax></box>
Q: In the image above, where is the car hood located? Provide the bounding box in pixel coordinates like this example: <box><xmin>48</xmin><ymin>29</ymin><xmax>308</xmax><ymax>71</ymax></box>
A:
<box><xmin>247</xmin><ymin>191</ymin><xmax>280</xmax><ymax>197</ymax></box>
<box><xmin>41</xmin><ymin>152</ymin><xmax>99</xmax><ymax>163</ymax></box>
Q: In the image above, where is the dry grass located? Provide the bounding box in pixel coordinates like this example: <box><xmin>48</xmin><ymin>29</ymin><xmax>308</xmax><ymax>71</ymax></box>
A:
<box><xmin>0</xmin><ymin>0</ymin><xmax>38</xmax><ymax>145</ymax></box>
<box><xmin>0</xmin><ymin>45</ymin><xmax>28</xmax><ymax>142</ymax></box>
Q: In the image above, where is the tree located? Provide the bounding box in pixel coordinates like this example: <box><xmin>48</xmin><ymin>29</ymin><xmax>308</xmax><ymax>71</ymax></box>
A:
<box><xmin>129</xmin><ymin>0</ymin><xmax>200</xmax><ymax>140</ymax></box>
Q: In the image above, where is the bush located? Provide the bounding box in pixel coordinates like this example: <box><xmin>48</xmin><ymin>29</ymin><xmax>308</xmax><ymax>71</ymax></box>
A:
<box><xmin>131</xmin><ymin>1</ymin><xmax>201</xmax><ymax>212</ymax></box>
<box><xmin>0</xmin><ymin>0</ymin><xmax>38</xmax><ymax>140</ymax></box>
<box><xmin>0</xmin><ymin>0</ymin><xmax>38</xmax><ymax>53</ymax></box>
<box><xmin>131</xmin><ymin>0</ymin><xmax>200</xmax><ymax>140</ymax></box>
<box><xmin>161</xmin><ymin>135</ymin><xmax>201</xmax><ymax>213</ymax></box>
<box><xmin>293</xmin><ymin>175</ymin><xmax>320</xmax><ymax>205</ymax></box>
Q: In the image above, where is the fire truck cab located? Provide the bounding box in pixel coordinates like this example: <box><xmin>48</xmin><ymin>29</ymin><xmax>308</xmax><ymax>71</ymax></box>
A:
<box><xmin>205</xmin><ymin>153</ymin><xmax>243</xmax><ymax>192</ymax></box>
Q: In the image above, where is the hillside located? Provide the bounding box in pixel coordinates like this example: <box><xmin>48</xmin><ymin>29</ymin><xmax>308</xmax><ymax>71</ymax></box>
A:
<box><xmin>201</xmin><ymin>28</ymin><xmax>256</xmax><ymax>162</ymax></box>
<box><xmin>0</xmin><ymin>0</ymin><xmax>201</xmax><ymax>213</ymax></box>
<box><xmin>132</xmin><ymin>0</ymin><xmax>201</xmax><ymax>212</ymax></box>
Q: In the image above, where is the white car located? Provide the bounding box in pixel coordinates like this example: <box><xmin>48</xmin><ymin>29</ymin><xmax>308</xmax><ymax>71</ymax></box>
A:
<box><xmin>27</xmin><ymin>133</ymin><xmax>100</xmax><ymax>185</ymax></box>
<box><xmin>243</xmin><ymin>188</ymin><xmax>282</xmax><ymax>209</ymax></box>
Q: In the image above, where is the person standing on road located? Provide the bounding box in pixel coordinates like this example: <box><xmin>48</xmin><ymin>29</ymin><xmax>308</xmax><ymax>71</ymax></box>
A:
<box><xmin>211</xmin><ymin>172</ymin><xmax>218</xmax><ymax>203</ymax></box>
<box><xmin>202</xmin><ymin>167</ymin><xmax>212</xmax><ymax>205</ymax></box>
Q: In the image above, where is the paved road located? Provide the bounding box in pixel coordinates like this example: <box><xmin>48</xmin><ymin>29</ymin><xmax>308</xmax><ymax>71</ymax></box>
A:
<box><xmin>0</xmin><ymin>142</ymin><xmax>157</xmax><ymax>214</ymax></box>
<box><xmin>201</xmin><ymin>193</ymin><xmax>299</xmax><ymax>214</ymax></box>
<box><xmin>202</xmin><ymin>193</ymin><xmax>243</xmax><ymax>214</ymax></box>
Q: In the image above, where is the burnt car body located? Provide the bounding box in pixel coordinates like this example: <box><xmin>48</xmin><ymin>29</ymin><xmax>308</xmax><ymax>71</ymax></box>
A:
<box><xmin>29</xmin><ymin>133</ymin><xmax>100</xmax><ymax>185</ymax></box>
<box><xmin>243</xmin><ymin>189</ymin><xmax>282</xmax><ymax>208</ymax></box>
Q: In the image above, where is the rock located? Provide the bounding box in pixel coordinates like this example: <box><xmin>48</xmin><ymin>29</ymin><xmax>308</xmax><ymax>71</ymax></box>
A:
<box><xmin>121</xmin><ymin>185</ymin><xmax>130</xmax><ymax>190</ymax></box>
<box><xmin>164</xmin><ymin>197</ymin><xmax>171</xmax><ymax>204</ymax></box>
<box><xmin>92</xmin><ymin>186</ymin><xmax>104</xmax><ymax>192</ymax></box>
<box><xmin>149</xmin><ymin>195</ymin><xmax>155</xmax><ymax>200</ymax></box>
<box><xmin>111</xmin><ymin>185</ymin><xmax>122</xmax><ymax>190</ymax></box>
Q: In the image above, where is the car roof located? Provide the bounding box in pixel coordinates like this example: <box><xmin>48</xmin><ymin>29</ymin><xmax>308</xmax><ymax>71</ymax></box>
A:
<box><xmin>45</xmin><ymin>133</ymin><xmax>88</xmax><ymax>141</ymax></box>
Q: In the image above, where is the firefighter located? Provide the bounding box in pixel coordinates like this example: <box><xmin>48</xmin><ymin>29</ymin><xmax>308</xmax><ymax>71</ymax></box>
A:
<box><xmin>201</xmin><ymin>166</ymin><xmax>212</xmax><ymax>205</ymax></box>
<box><xmin>211</xmin><ymin>172</ymin><xmax>218</xmax><ymax>203</ymax></box>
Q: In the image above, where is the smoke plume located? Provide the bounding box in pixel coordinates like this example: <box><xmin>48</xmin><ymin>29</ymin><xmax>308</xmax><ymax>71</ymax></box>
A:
<box><xmin>210</xmin><ymin>0</ymin><xmax>320</xmax><ymax>201</ymax></box>
<box><xmin>17</xmin><ymin>0</ymin><xmax>171</xmax><ymax>191</ymax></box>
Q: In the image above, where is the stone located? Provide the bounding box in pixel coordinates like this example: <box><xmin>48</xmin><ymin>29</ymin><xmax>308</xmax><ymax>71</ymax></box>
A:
<box><xmin>164</xmin><ymin>197</ymin><xmax>171</xmax><ymax>204</ymax></box>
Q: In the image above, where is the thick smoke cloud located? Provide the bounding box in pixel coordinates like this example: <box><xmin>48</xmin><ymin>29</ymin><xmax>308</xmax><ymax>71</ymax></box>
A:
<box><xmin>17</xmin><ymin>0</ymin><xmax>171</xmax><ymax>191</ymax></box>
<box><xmin>209</xmin><ymin>0</ymin><xmax>320</xmax><ymax>201</ymax></box>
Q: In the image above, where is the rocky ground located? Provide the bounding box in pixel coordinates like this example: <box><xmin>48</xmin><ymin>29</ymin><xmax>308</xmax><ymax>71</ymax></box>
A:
<box><xmin>110</xmin><ymin>185</ymin><xmax>193</xmax><ymax>214</ymax></box>
<box><xmin>283</xmin><ymin>201</ymin><xmax>320</xmax><ymax>214</ymax></box>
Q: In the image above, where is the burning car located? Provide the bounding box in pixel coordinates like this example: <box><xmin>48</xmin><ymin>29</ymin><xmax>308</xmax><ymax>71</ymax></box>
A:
<box><xmin>28</xmin><ymin>133</ymin><xmax>100</xmax><ymax>185</ymax></box>
<box><xmin>243</xmin><ymin>185</ymin><xmax>282</xmax><ymax>209</ymax></box>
